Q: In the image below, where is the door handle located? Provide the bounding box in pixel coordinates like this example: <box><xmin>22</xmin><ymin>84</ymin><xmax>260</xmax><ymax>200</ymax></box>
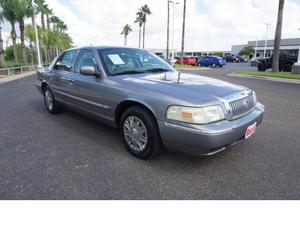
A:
<box><xmin>60</xmin><ymin>77</ymin><xmax>74</xmax><ymax>85</ymax></box>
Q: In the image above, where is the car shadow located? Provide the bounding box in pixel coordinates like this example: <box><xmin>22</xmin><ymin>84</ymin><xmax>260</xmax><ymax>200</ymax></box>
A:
<box><xmin>30</xmin><ymin>98</ymin><xmax>239</xmax><ymax>172</ymax></box>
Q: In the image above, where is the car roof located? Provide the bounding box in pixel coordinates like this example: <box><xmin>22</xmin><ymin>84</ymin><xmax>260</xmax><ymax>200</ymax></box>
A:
<box><xmin>67</xmin><ymin>46</ymin><xmax>141</xmax><ymax>51</ymax></box>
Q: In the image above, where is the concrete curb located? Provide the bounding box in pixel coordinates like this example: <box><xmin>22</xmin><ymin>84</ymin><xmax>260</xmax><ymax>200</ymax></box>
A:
<box><xmin>228</xmin><ymin>73</ymin><xmax>300</xmax><ymax>85</ymax></box>
<box><xmin>177</xmin><ymin>67</ymin><xmax>210</xmax><ymax>71</ymax></box>
<box><xmin>0</xmin><ymin>71</ymin><xmax>36</xmax><ymax>84</ymax></box>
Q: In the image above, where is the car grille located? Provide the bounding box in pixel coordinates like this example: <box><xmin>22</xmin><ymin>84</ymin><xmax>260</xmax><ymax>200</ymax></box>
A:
<box><xmin>229</xmin><ymin>94</ymin><xmax>255</xmax><ymax>119</ymax></box>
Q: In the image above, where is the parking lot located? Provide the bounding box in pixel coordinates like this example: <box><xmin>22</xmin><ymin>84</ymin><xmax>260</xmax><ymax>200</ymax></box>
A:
<box><xmin>0</xmin><ymin>63</ymin><xmax>299</xmax><ymax>200</ymax></box>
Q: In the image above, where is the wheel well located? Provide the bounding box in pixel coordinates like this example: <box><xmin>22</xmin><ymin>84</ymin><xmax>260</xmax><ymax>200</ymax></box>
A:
<box><xmin>41</xmin><ymin>82</ymin><xmax>48</xmax><ymax>93</ymax></box>
<box><xmin>115</xmin><ymin>100</ymin><xmax>157</xmax><ymax>127</ymax></box>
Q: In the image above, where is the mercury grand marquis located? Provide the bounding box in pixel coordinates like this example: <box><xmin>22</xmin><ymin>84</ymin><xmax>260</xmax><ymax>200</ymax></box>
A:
<box><xmin>35</xmin><ymin>47</ymin><xmax>264</xmax><ymax>159</ymax></box>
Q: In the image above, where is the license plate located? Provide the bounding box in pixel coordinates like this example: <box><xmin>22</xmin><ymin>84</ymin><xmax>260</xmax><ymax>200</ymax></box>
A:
<box><xmin>245</xmin><ymin>122</ymin><xmax>257</xmax><ymax>139</ymax></box>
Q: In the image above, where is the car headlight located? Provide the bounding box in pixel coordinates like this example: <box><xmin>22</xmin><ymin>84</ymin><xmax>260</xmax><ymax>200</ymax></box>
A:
<box><xmin>166</xmin><ymin>105</ymin><xmax>225</xmax><ymax>124</ymax></box>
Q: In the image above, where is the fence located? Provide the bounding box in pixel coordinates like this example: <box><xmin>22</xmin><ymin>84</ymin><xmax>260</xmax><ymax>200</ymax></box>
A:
<box><xmin>0</xmin><ymin>65</ymin><xmax>39</xmax><ymax>77</ymax></box>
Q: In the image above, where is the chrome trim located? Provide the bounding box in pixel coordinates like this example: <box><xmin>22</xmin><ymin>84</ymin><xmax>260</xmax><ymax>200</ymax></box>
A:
<box><xmin>54</xmin><ymin>90</ymin><xmax>111</xmax><ymax>110</ymax></box>
<box><xmin>163</xmin><ymin>122</ymin><xmax>233</xmax><ymax>135</ymax></box>
<box><xmin>202</xmin><ymin>147</ymin><xmax>226</xmax><ymax>156</ymax></box>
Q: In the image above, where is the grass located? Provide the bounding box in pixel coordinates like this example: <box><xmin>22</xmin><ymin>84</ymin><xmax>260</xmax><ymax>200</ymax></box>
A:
<box><xmin>175</xmin><ymin>64</ymin><xmax>205</xmax><ymax>69</ymax></box>
<box><xmin>238</xmin><ymin>71</ymin><xmax>300</xmax><ymax>80</ymax></box>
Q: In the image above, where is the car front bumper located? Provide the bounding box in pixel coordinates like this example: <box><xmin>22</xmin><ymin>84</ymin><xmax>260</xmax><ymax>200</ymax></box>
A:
<box><xmin>158</xmin><ymin>102</ymin><xmax>264</xmax><ymax>156</ymax></box>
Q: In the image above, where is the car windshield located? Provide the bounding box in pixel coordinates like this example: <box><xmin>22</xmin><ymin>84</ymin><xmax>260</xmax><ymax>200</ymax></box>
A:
<box><xmin>98</xmin><ymin>48</ymin><xmax>175</xmax><ymax>76</ymax></box>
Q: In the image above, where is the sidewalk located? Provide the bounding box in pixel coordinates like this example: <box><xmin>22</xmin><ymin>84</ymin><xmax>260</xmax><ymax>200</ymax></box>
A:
<box><xmin>0</xmin><ymin>71</ymin><xmax>36</xmax><ymax>84</ymax></box>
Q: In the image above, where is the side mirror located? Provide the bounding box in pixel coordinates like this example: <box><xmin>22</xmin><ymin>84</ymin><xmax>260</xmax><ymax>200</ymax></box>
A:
<box><xmin>80</xmin><ymin>66</ymin><xmax>101</xmax><ymax>77</ymax></box>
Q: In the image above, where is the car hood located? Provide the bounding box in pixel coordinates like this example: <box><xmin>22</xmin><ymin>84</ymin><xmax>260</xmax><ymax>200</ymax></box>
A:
<box><xmin>111</xmin><ymin>72</ymin><xmax>249</xmax><ymax>105</ymax></box>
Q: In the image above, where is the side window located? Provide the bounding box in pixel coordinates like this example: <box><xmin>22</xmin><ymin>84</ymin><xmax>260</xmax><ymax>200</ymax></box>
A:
<box><xmin>74</xmin><ymin>50</ymin><xmax>97</xmax><ymax>74</ymax></box>
<box><xmin>53</xmin><ymin>50</ymin><xmax>76</xmax><ymax>72</ymax></box>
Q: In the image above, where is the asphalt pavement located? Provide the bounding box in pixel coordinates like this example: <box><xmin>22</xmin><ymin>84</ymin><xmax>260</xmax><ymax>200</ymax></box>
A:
<box><xmin>0</xmin><ymin>63</ymin><xmax>299</xmax><ymax>199</ymax></box>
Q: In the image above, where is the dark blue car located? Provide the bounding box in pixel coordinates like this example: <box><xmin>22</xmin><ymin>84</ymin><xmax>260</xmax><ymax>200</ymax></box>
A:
<box><xmin>198</xmin><ymin>56</ymin><xmax>227</xmax><ymax>67</ymax></box>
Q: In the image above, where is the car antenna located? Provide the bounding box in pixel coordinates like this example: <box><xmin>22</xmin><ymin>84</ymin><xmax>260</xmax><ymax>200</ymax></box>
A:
<box><xmin>177</xmin><ymin>71</ymin><xmax>181</xmax><ymax>83</ymax></box>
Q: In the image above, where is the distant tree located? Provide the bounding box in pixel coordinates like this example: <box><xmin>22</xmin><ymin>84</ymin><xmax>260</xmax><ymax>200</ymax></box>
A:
<box><xmin>214</xmin><ymin>52</ymin><xmax>224</xmax><ymax>57</ymax></box>
<box><xmin>139</xmin><ymin>4</ymin><xmax>151</xmax><ymax>49</ymax></box>
<box><xmin>134</xmin><ymin>11</ymin><xmax>143</xmax><ymax>48</ymax></box>
<box><xmin>121</xmin><ymin>24</ymin><xmax>132</xmax><ymax>46</ymax></box>
<box><xmin>239</xmin><ymin>46</ymin><xmax>254</xmax><ymax>56</ymax></box>
<box><xmin>272</xmin><ymin>0</ymin><xmax>285</xmax><ymax>72</ymax></box>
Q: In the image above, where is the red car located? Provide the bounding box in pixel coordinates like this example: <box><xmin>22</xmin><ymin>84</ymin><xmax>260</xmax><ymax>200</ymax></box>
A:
<box><xmin>176</xmin><ymin>57</ymin><xmax>197</xmax><ymax>65</ymax></box>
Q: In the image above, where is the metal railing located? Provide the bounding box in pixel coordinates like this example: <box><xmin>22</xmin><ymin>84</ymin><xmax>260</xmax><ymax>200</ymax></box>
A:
<box><xmin>0</xmin><ymin>65</ymin><xmax>39</xmax><ymax>77</ymax></box>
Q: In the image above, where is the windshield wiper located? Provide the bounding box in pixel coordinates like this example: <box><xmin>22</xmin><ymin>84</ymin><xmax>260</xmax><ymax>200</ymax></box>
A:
<box><xmin>144</xmin><ymin>68</ymin><xmax>172</xmax><ymax>73</ymax></box>
<box><xmin>112</xmin><ymin>70</ymin><xmax>145</xmax><ymax>75</ymax></box>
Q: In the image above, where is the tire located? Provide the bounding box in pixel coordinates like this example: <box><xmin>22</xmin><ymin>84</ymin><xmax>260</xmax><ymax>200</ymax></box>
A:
<box><xmin>120</xmin><ymin>106</ymin><xmax>162</xmax><ymax>159</ymax></box>
<box><xmin>212</xmin><ymin>63</ymin><xmax>216</xmax><ymax>67</ymax></box>
<box><xmin>43</xmin><ymin>86</ymin><xmax>62</xmax><ymax>114</ymax></box>
<box><xmin>219</xmin><ymin>65</ymin><xmax>223</xmax><ymax>68</ymax></box>
<box><xmin>258</xmin><ymin>63</ymin><xmax>266</xmax><ymax>72</ymax></box>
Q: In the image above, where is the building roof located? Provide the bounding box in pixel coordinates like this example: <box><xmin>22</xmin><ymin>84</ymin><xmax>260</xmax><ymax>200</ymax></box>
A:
<box><xmin>248</xmin><ymin>38</ymin><xmax>300</xmax><ymax>47</ymax></box>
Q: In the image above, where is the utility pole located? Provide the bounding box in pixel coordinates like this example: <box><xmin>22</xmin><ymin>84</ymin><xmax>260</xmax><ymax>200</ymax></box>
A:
<box><xmin>263</xmin><ymin>23</ymin><xmax>270</xmax><ymax>58</ymax></box>
<box><xmin>31</xmin><ymin>0</ymin><xmax>42</xmax><ymax>67</ymax></box>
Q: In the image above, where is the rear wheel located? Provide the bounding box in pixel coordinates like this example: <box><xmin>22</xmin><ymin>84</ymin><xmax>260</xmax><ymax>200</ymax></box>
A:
<box><xmin>43</xmin><ymin>86</ymin><xmax>62</xmax><ymax>114</ymax></box>
<box><xmin>120</xmin><ymin>106</ymin><xmax>162</xmax><ymax>159</ymax></box>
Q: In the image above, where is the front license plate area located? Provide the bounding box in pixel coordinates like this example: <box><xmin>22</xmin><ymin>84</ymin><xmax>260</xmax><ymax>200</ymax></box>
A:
<box><xmin>245</xmin><ymin>122</ymin><xmax>257</xmax><ymax>139</ymax></box>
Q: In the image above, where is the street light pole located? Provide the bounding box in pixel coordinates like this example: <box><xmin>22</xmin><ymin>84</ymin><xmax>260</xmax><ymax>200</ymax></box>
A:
<box><xmin>254</xmin><ymin>38</ymin><xmax>258</xmax><ymax>58</ymax></box>
<box><xmin>31</xmin><ymin>0</ymin><xmax>42</xmax><ymax>67</ymax></box>
<box><xmin>171</xmin><ymin>1</ymin><xmax>179</xmax><ymax>60</ymax></box>
<box><xmin>166</xmin><ymin>0</ymin><xmax>170</xmax><ymax>62</ymax></box>
<box><xmin>263</xmin><ymin>23</ymin><xmax>270</xmax><ymax>58</ymax></box>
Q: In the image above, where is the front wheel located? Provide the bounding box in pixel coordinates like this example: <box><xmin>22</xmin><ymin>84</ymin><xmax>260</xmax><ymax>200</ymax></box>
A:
<box><xmin>120</xmin><ymin>106</ymin><xmax>162</xmax><ymax>159</ymax></box>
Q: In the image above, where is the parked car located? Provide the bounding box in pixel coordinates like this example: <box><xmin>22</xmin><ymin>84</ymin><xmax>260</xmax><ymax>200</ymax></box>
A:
<box><xmin>257</xmin><ymin>53</ymin><xmax>298</xmax><ymax>72</ymax></box>
<box><xmin>36</xmin><ymin>46</ymin><xmax>264</xmax><ymax>159</ymax></box>
<box><xmin>198</xmin><ymin>56</ymin><xmax>227</xmax><ymax>67</ymax></box>
<box><xmin>250</xmin><ymin>57</ymin><xmax>261</xmax><ymax>66</ymax></box>
<box><xmin>236</xmin><ymin>56</ymin><xmax>247</xmax><ymax>63</ymax></box>
<box><xmin>225</xmin><ymin>55</ymin><xmax>237</xmax><ymax>63</ymax></box>
<box><xmin>176</xmin><ymin>56</ymin><xmax>197</xmax><ymax>65</ymax></box>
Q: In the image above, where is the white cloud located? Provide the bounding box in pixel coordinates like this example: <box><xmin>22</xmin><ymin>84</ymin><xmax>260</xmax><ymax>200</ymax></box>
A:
<box><xmin>43</xmin><ymin>0</ymin><xmax>300</xmax><ymax>51</ymax></box>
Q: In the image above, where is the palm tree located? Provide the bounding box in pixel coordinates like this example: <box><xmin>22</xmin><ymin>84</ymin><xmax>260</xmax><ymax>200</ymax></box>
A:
<box><xmin>14</xmin><ymin>0</ymin><xmax>31</xmax><ymax>65</ymax></box>
<box><xmin>45</xmin><ymin>7</ymin><xmax>53</xmax><ymax>30</ymax></box>
<box><xmin>140</xmin><ymin>4</ymin><xmax>151</xmax><ymax>49</ymax></box>
<box><xmin>272</xmin><ymin>0</ymin><xmax>285</xmax><ymax>72</ymax></box>
<box><xmin>36</xmin><ymin>0</ymin><xmax>47</xmax><ymax>29</ymax></box>
<box><xmin>0</xmin><ymin>7</ymin><xmax>6</xmax><ymax>68</ymax></box>
<box><xmin>25</xmin><ymin>24</ymin><xmax>35</xmax><ymax>65</ymax></box>
<box><xmin>180</xmin><ymin>0</ymin><xmax>186</xmax><ymax>64</ymax></box>
<box><xmin>121</xmin><ymin>24</ymin><xmax>132</xmax><ymax>46</ymax></box>
<box><xmin>134</xmin><ymin>11</ymin><xmax>143</xmax><ymax>48</ymax></box>
<box><xmin>0</xmin><ymin>0</ymin><xmax>19</xmax><ymax>64</ymax></box>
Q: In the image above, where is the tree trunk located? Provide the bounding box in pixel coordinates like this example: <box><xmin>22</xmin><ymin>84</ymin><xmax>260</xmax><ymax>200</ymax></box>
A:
<box><xmin>166</xmin><ymin>1</ymin><xmax>170</xmax><ymax>63</ymax></box>
<box><xmin>0</xmin><ymin>27</ymin><xmax>7</xmax><ymax>68</ymax></box>
<box><xmin>11</xmin><ymin>22</ymin><xmax>19</xmax><ymax>64</ymax></box>
<box><xmin>138</xmin><ymin>25</ymin><xmax>141</xmax><ymax>48</ymax></box>
<box><xmin>29</xmin><ymin>42</ymin><xmax>34</xmax><ymax>65</ymax></box>
<box><xmin>181</xmin><ymin>0</ymin><xmax>186</xmax><ymax>64</ymax></box>
<box><xmin>143</xmin><ymin>20</ymin><xmax>146</xmax><ymax>49</ymax></box>
<box><xmin>124</xmin><ymin>35</ymin><xmax>127</xmax><ymax>46</ymax></box>
<box><xmin>46</xmin><ymin>14</ymin><xmax>50</xmax><ymax>30</ymax></box>
<box><xmin>41</xmin><ymin>13</ymin><xmax>45</xmax><ymax>29</ymax></box>
<box><xmin>272</xmin><ymin>0</ymin><xmax>285</xmax><ymax>72</ymax></box>
<box><xmin>19</xmin><ymin>19</ymin><xmax>28</xmax><ymax>65</ymax></box>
